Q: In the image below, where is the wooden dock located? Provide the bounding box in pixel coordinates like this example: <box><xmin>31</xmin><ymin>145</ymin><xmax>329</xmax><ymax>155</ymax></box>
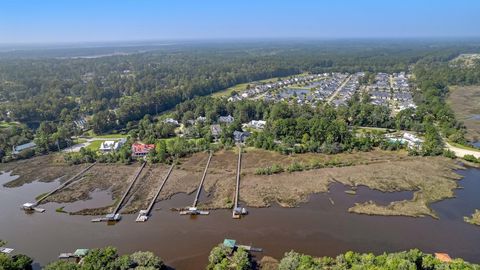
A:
<box><xmin>136</xmin><ymin>163</ymin><xmax>174</xmax><ymax>222</ymax></box>
<box><xmin>92</xmin><ymin>162</ymin><xmax>146</xmax><ymax>223</ymax></box>
<box><xmin>232</xmin><ymin>146</ymin><xmax>247</xmax><ymax>218</ymax></box>
<box><xmin>0</xmin><ymin>247</ymin><xmax>14</xmax><ymax>254</ymax></box>
<box><xmin>22</xmin><ymin>162</ymin><xmax>96</xmax><ymax>212</ymax></box>
<box><xmin>180</xmin><ymin>151</ymin><xmax>212</xmax><ymax>216</ymax></box>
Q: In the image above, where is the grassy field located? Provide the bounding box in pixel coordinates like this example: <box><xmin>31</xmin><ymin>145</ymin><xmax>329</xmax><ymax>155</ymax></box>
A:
<box><xmin>212</xmin><ymin>73</ymin><xmax>307</xmax><ymax>97</ymax></box>
<box><xmin>73</xmin><ymin>138</ymin><xmax>88</xmax><ymax>144</ymax></box>
<box><xmin>85</xmin><ymin>130</ymin><xmax>127</xmax><ymax>139</ymax></box>
<box><xmin>85</xmin><ymin>140</ymin><xmax>103</xmax><ymax>151</ymax></box>
<box><xmin>447</xmin><ymin>85</ymin><xmax>480</xmax><ymax>141</ymax></box>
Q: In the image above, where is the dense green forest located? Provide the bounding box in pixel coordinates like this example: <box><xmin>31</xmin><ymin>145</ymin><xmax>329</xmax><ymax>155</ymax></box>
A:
<box><xmin>3</xmin><ymin>239</ymin><xmax>478</xmax><ymax>270</ymax></box>
<box><xmin>1</xmin><ymin>41</ymin><xmax>478</xmax><ymax>125</ymax></box>
<box><xmin>1</xmin><ymin>40</ymin><xmax>480</xmax><ymax>161</ymax></box>
<box><xmin>277</xmin><ymin>249</ymin><xmax>480</xmax><ymax>270</ymax></box>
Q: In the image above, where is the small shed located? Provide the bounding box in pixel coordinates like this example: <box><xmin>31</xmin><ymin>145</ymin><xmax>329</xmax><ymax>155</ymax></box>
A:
<box><xmin>223</xmin><ymin>239</ymin><xmax>236</xmax><ymax>249</ymax></box>
<box><xmin>74</xmin><ymin>249</ymin><xmax>89</xmax><ymax>257</ymax></box>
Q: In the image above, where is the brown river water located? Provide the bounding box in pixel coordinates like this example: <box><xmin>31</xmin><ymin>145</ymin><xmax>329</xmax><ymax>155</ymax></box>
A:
<box><xmin>1</xmin><ymin>168</ymin><xmax>480</xmax><ymax>269</ymax></box>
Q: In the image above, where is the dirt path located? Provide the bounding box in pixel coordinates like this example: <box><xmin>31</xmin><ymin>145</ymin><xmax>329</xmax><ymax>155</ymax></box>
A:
<box><xmin>445</xmin><ymin>142</ymin><xmax>480</xmax><ymax>159</ymax></box>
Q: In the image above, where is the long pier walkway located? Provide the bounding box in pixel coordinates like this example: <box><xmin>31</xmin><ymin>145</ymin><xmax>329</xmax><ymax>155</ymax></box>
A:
<box><xmin>92</xmin><ymin>162</ymin><xmax>146</xmax><ymax>222</ymax></box>
<box><xmin>180</xmin><ymin>151</ymin><xmax>212</xmax><ymax>216</ymax></box>
<box><xmin>112</xmin><ymin>161</ymin><xmax>146</xmax><ymax>215</ymax></box>
<box><xmin>22</xmin><ymin>162</ymin><xmax>96</xmax><ymax>212</ymax></box>
<box><xmin>232</xmin><ymin>146</ymin><xmax>246</xmax><ymax>218</ymax></box>
<box><xmin>136</xmin><ymin>163</ymin><xmax>175</xmax><ymax>222</ymax></box>
<box><xmin>193</xmin><ymin>151</ymin><xmax>212</xmax><ymax>208</ymax></box>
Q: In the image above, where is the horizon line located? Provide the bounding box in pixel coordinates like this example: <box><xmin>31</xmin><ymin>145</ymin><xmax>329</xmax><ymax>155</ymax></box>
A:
<box><xmin>2</xmin><ymin>36</ymin><xmax>480</xmax><ymax>47</ymax></box>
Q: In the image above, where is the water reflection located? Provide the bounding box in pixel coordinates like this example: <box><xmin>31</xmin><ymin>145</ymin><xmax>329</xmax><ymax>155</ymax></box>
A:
<box><xmin>1</xmin><ymin>168</ymin><xmax>480</xmax><ymax>269</ymax></box>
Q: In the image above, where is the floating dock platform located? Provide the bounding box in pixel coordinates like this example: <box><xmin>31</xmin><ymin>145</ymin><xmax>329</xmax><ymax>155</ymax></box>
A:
<box><xmin>0</xmin><ymin>247</ymin><xmax>14</xmax><ymax>254</ymax></box>
<box><xmin>179</xmin><ymin>207</ymin><xmax>210</xmax><ymax>215</ymax></box>
<box><xmin>91</xmin><ymin>213</ymin><xmax>121</xmax><ymax>223</ymax></box>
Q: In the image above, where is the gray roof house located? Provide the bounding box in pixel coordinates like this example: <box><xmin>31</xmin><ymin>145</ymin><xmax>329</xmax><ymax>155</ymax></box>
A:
<box><xmin>233</xmin><ymin>131</ymin><xmax>251</xmax><ymax>143</ymax></box>
<box><xmin>12</xmin><ymin>142</ymin><xmax>36</xmax><ymax>155</ymax></box>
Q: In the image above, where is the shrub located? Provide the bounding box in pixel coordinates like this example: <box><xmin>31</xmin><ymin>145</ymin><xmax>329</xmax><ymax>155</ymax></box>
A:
<box><xmin>442</xmin><ymin>149</ymin><xmax>456</xmax><ymax>159</ymax></box>
<box><xmin>463</xmin><ymin>154</ymin><xmax>479</xmax><ymax>163</ymax></box>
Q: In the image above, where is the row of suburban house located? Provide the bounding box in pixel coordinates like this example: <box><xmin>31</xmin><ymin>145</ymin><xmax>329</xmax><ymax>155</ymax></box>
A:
<box><xmin>227</xmin><ymin>73</ymin><xmax>328</xmax><ymax>102</ymax></box>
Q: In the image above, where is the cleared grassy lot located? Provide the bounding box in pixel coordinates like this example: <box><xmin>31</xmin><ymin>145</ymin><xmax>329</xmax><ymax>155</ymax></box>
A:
<box><xmin>84</xmin><ymin>130</ymin><xmax>127</xmax><ymax>139</ymax></box>
<box><xmin>447</xmin><ymin>85</ymin><xmax>480</xmax><ymax>141</ymax></box>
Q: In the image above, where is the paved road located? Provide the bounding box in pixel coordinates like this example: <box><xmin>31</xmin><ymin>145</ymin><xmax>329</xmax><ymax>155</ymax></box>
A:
<box><xmin>327</xmin><ymin>75</ymin><xmax>351</xmax><ymax>103</ymax></box>
<box><xmin>63</xmin><ymin>137</ymin><xmax>126</xmax><ymax>153</ymax></box>
<box><xmin>445</xmin><ymin>142</ymin><xmax>480</xmax><ymax>158</ymax></box>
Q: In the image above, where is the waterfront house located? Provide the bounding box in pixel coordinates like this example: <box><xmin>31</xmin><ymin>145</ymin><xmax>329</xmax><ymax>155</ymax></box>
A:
<box><xmin>131</xmin><ymin>142</ymin><xmax>155</xmax><ymax>158</ymax></box>
<box><xmin>12</xmin><ymin>141</ymin><xmax>36</xmax><ymax>156</ymax></box>
<box><xmin>99</xmin><ymin>139</ymin><xmax>125</xmax><ymax>152</ymax></box>
<box><xmin>233</xmin><ymin>131</ymin><xmax>250</xmax><ymax>143</ymax></box>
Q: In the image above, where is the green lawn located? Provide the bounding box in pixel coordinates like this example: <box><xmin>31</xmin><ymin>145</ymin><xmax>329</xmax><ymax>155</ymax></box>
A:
<box><xmin>85</xmin><ymin>130</ymin><xmax>127</xmax><ymax>139</ymax></box>
<box><xmin>85</xmin><ymin>140</ymin><xmax>103</xmax><ymax>151</ymax></box>
<box><xmin>73</xmin><ymin>138</ymin><xmax>88</xmax><ymax>144</ymax></box>
<box><xmin>355</xmin><ymin>126</ymin><xmax>391</xmax><ymax>134</ymax></box>
<box><xmin>212</xmin><ymin>73</ymin><xmax>308</xmax><ymax>98</ymax></box>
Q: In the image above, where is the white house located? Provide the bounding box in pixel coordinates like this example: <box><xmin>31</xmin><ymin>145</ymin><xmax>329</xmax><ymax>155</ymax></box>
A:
<box><xmin>99</xmin><ymin>139</ymin><xmax>126</xmax><ymax>152</ymax></box>
<box><xmin>403</xmin><ymin>132</ymin><xmax>423</xmax><ymax>148</ymax></box>
<box><xmin>245</xmin><ymin>120</ymin><xmax>266</xmax><ymax>129</ymax></box>
<box><xmin>164</xmin><ymin>118</ymin><xmax>179</xmax><ymax>126</ymax></box>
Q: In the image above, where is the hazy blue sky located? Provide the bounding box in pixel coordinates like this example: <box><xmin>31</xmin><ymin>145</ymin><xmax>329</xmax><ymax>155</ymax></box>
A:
<box><xmin>0</xmin><ymin>0</ymin><xmax>479</xmax><ymax>43</ymax></box>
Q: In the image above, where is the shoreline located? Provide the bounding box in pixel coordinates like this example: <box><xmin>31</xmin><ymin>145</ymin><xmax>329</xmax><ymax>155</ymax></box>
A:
<box><xmin>0</xmin><ymin>149</ymin><xmax>467</xmax><ymax>218</ymax></box>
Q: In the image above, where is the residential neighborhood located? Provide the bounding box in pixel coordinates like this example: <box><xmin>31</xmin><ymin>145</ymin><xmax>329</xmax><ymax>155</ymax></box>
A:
<box><xmin>227</xmin><ymin>71</ymin><xmax>415</xmax><ymax>112</ymax></box>
<box><xmin>368</xmin><ymin>72</ymin><xmax>416</xmax><ymax>112</ymax></box>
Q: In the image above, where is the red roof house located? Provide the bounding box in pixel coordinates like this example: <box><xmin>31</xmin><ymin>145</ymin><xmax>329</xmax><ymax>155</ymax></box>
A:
<box><xmin>131</xmin><ymin>143</ymin><xmax>155</xmax><ymax>158</ymax></box>
<box><xmin>434</xmin><ymin>253</ymin><xmax>452</xmax><ymax>263</ymax></box>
